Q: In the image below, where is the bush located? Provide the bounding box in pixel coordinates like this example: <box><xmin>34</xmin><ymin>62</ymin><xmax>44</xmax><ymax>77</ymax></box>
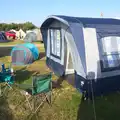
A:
<box><xmin>0</xmin><ymin>22</ymin><xmax>37</xmax><ymax>32</ymax></box>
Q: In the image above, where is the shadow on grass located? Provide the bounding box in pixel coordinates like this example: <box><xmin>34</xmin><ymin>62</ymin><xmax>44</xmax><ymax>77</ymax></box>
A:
<box><xmin>15</xmin><ymin>67</ymin><xmax>63</xmax><ymax>89</ymax></box>
<box><xmin>15</xmin><ymin>67</ymin><xmax>35</xmax><ymax>84</ymax></box>
<box><xmin>52</xmin><ymin>75</ymin><xmax>65</xmax><ymax>89</ymax></box>
<box><xmin>52</xmin><ymin>74</ymin><xmax>76</xmax><ymax>90</ymax></box>
<box><xmin>77</xmin><ymin>93</ymin><xmax>120</xmax><ymax>120</ymax></box>
<box><xmin>0</xmin><ymin>96</ymin><xmax>14</xmax><ymax>120</ymax></box>
<box><xmin>38</xmin><ymin>52</ymin><xmax>45</xmax><ymax>60</ymax></box>
<box><xmin>0</xmin><ymin>47</ymin><xmax>12</xmax><ymax>57</ymax></box>
<box><xmin>53</xmin><ymin>73</ymin><xmax>120</xmax><ymax>120</ymax></box>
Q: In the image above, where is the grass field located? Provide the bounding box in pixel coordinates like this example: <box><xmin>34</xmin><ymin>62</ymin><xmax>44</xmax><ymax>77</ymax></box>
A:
<box><xmin>0</xmin><ymin>40</ymin><xmax>42</xmax><ymax>46</ymax></box>
<box><xmin>0</xmin><ymin>43</ymin><xmax>120</xmax><ymax>120</ymax></box>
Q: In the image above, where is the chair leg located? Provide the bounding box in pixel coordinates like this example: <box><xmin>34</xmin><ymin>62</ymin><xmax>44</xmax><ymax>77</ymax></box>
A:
<box><xmin>34</xmin><ymin>95</ymin><xmax>47</xmax><ymax>113</ymax></box>
<box><xmin>50</xmin><ymin>91</ymin><xmax>52</xmax><ymax>104</ymax></box>
<box><xmin>45</xmin><ymin>92</ymin><xmax>52</xmax><ymax>106</ymax></box>
<box><xmin>6</xmin><ymin>83</ymin><xmax>13</xmax><ymax>90</ymax></box>
<box><xmin>25</xmin><ymin>94</ymin><xmax>33</xmax><ymax>112</ymax></box>
<box><xmin>20</xmin><ymin>91</ymin><xmax>33</xmax><ymax>112</ymax></box>
<box><xmin>0</xmin><ymin>84</ymin><xmax>2</xmax><ymax>96</ymax></box>
<box><xmin>27</xmin><ymin>95</ymin><xmax>47</xmax><ymax>120</ymax></box>
<box><xmin>1</xmin><ymin>84</ymin><xmax>9</xmax><ymax>96</ymax></box>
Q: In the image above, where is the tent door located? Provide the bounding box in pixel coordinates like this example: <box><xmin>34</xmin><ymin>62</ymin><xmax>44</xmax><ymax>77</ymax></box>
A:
<box><xmin>12</xmin><ymin>50</ymin><xmax>26</xmax><ymax>65</ymax></box>
<box><xmin>65</xmin><ymin>43</ymin><xmax>74</xmax><ymax>75</ymax></box>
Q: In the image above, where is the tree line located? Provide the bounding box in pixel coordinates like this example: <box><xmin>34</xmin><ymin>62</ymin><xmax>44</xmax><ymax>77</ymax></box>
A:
<box><xmin>0</xmin><ymin>22</ymin><xmax>37</xmax><ymax>32</ymax></box>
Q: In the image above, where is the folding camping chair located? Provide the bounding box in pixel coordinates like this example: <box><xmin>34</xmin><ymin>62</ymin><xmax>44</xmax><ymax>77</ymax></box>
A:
<box><xmin>17</xmin><ymin>72</ymin><xmax>52</xmax><ymax>119</ymax></box>
<box><xmin>0</xmin><ymin>63</ymin><xmax>15</xmax><ymax>96</ymax></box>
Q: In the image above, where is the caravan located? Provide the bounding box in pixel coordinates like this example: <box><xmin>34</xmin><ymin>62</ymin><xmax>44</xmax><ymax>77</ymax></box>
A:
<box><xmin>41</xmin><ymin>15</ymin><xmax>120</xmax><ymax>97</ymax></box>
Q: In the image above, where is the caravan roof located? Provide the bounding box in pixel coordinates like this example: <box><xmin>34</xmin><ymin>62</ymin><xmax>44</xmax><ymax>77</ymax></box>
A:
<box><xmin>41</xmin><ymin>15</ymin><xmax>120</xmax><ymax>28</ymax></box>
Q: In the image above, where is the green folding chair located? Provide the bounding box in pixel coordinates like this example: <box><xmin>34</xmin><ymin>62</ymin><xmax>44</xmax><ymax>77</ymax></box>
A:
<box><xmin>17</xmin><ymin>72</ymin><xmax>52</xmax><ymax>119</ymax></box>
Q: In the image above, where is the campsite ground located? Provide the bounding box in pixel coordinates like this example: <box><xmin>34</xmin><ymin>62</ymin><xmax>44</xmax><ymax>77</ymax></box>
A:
<box><xmin>0</xmin><ymin>40</ymin><xmax>41</xmax><ymax>46</ymax></box>
<box><xmin>0</xmin><ymin>41</ymin><xmax>120</xmax><ymax>120</ymax></box>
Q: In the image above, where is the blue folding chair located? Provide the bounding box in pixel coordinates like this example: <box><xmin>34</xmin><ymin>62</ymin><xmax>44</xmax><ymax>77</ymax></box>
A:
<box><xmin>0</xmin><ymin>63</ymin><xmax>15</xmax><ymax>96</ymax></box>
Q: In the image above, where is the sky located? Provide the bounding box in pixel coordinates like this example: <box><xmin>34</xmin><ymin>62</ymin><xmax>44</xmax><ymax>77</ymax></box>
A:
<box><xmin>0</xmin><ymin>0</ymin><xmax>120</xmax><ymax>27</ymax></box>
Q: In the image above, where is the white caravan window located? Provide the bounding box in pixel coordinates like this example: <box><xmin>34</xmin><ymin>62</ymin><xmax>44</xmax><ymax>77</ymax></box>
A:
<box><xmin>101</xmin><ymin>36</ymin><xmax>120</xmax><ymax>71</ymax></box>
<box><xmin>49</xmin><ymin>28</ymin><xmax>61</xmax><ymax>58</ymax></box>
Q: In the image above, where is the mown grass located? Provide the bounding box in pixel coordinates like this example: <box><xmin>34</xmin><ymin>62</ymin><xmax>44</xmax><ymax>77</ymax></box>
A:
<box><xmin>0</xmin><ymin>43</ymin><xmax>120</xmax><ymax>120</ymax></box>
<box><xmin>0</xmin><ymin>53</ymin><xmax>81</xmax><ymax>120</ymax></box>
<box><xmin>0</xmin><ymin>40</ymin><xmax>24</xmax><ymax>45</ymax></box>
<box><xmin>0</xmin><ymin>40</ymin><xmax>42</xmax><ymax>46</ymax></box>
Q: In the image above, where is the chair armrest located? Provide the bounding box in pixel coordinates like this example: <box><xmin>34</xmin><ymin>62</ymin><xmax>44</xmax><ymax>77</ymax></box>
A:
<box><xmin>16</xmin><ymin>83</ymin><xmax>33</xmax><ymax>90</ymax></box>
